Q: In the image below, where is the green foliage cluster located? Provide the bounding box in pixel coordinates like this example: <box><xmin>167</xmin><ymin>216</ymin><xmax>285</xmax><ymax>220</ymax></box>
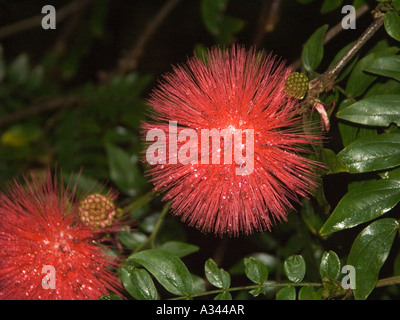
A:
<box><xmin>1</xmin><ymin>0</ymin><xmax>400</xmax><ymax>300</ymax></box>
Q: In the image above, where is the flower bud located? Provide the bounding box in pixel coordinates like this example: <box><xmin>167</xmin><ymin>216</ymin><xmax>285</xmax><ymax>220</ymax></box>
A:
<box><xmin>79</xmin><ymin>193</ymin><xmax>117</xmax><ymax>229</ymax></box>
<box><xmin>284</xmin><ymin>72</ymin><xmax>309</xmax><ymax>99</ymax></box>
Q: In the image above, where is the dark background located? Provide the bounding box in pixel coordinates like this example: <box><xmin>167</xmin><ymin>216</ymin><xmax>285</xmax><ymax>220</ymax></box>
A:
<box><xmin>1</xmin><ymin>0</ymin><xmax>395</xmax><ymax>300</ymax></box>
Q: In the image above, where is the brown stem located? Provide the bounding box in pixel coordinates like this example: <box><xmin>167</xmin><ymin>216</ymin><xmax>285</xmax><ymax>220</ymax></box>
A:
<box><xmin>292</xmin><ymin>4</ymin><xmax>370</xmax><ymax>70</ymax></box>
<box><xmin>253</xmin><ymin>0</ymin><xmax>283</xmax><ymax>48</ymax></box>
<box><xmin>99</xmin><ymin>0</ymin><xmax>182</xmax><ymax>82</ymax></box>
<box><xmin>52</xmin><ymin>0</ymin><xmax>94</xmax><ymax>55</ymax></box>
<box><xmin>0</xmin><ymin>1</ymin><xmax>92</xmax><ymax>40</ymax></box>
<box><xmin>0</xmin><ymin>0</ymin><xmax>182</xmax><ymax>127</ymax></box>
<box><xmin>0</xmin><ymin>94</ymin><xmax>81</xmax><ymax>127</ymax></box>
<box><xmin>324</xmin><ymin>15</ymin><xmax>384</xmax><ymax>85</ymax></box>
<box><xmin>325</xmin><ymin>4</ymin><xmax>370</xmax><ymax>45</ymax></box>
<box><xmin>342</xmin><ymin>276</ymin><xmax>400</xmax><ymax>300</ymax></box>
<box><xmin>301</xmin><ymin>10</ymin><xmax>385</xmax><ymax>111</ymax></box>
<box><xmin>376</xmin><ymin>276</ymin><xmax>400</xmax><ymax>288</ymax></box>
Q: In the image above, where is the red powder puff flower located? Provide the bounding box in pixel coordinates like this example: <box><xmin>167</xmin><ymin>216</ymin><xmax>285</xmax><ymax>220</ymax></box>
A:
<box><xmin>142</xmin><ymin>45</ymin><xmax>322</xmax><ymax>236</ymax></box>
<box><xmin>0</xmin><ymin>173</ymin><xmax>122</xmax><ymax>300</ymax></box>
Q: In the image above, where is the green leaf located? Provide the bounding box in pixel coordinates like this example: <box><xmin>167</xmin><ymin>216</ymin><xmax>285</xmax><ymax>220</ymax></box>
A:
<box><xmin>25</xmin><ymin>66</ymin><xmax>44</xmax><ymax>92</ymax></box>
<box><xmin>347</xmin><ymin>218</ymin><xmax>399</xmax><ymax>300</ymax></box>
<box><xmin>301</xmin><ymin>199</ymin><xmax>323</xmax><ymax>235</ymax></box>
<box><xmin>217</xmin><ymin>15</ymin><xmax>244</xmax><ymax>45</ymax></box>
<box><xmin>393</xmin><ymin>0</ymin><xmax>400</xmax><ymax>11</ymax></box>
<box><xmin>7</xmin><ymin>53</ymin><xmax>29</xmax><ymax>85</ymax></box>
<box><xmin>1</xmin><ymin>124</ymin><xmax>41</xmax><ymax>148</ymax></box>
<box><xmin>276</xmin><ymin>286</ymin><xmax>296</xmax><ymax>300</ymax></box>
<box><xmin>384</xmin><ymin>11</ymin><xmax>400</xmax><ymax>42</ymax></box>
<box><xmin>0</xmin><ymin>45</ymin><xmax>5</xmax><ymax>82</ymax></box>
<box><xmin>380</xmin><ymin>166</ymin><xmax>400</xmax><ymax>180</ymax></box>
<box><xmin>338</xmin><ymin>99</ymin><xmax>359</xmax><ymax>147</ymax></box>
<box><xmin>321</xmin><ymin>148</ymin><xmax>349</xmax><ymax>174</ymax></box>
<box><xmin>200</xmin><ymin>0</ymin><xmax>242</xmax><ymax>45</ymax></box>
<box><xmin>244</xmin><ymin>257</ymin><xmax>269</xmax><ymax>285</ymax></box>
<box><xmin>205</xmin><ymin>258</ymin><xmax>231</xmax><ymax>289</ymax></box>
<box><xmin>321</xmin><ymin>277</ymin><xmax>346</xmax><ymax>299</ymax></box>
<box><xmin>284</xmin><ymin>255</ymin><xmax>306</xmax><ymax>283</ymax></box>
<box><xmin>320</xmin><ymin>178</ymin><xmax>400</xmax><ymax>235</ymax></box>
<box><xmin>364</xmin><ymin>55</ymin><xmax>400</xmax><ymax>81</ymax></box>
<box><xmin>392</xmin><ymin>0</ymin><xmax>400</xmax><ymax>11</ymax></box>
<box><xmin>302</xmin><ymin>24</ymin><xmax>329</xmax><ymax>72</ymax></box>
<box><xmin>337</xmin><ymin>95</ymin><xmax>400</xmax><ymax>126</ymax></box>
<box><xmin>229</xmin><ymin>252</ymin><xmax>277</xmax><ymax>276</ymax></box>
<box><xmin>105</xmin><ymin>143</ymin><xmax>147</xmax><ymax>196</ymax></box>
<box><xmin>329</xmin><ymin>42</ymin><xmax>359</xmax><ymax>82</ymax></box>
<box><xmin>337</xmin><ymin>133</ymin><xmax>400</xmax><ymax>173</ymax></box>
<box><xmin>121</xmin><ymin>265</ymin><xmax>158</xmax><ymax>300</ymax></box>
<box><xmin>201</xmin><ymin>0</ymin><xmax>229</xmax><ymax>35</ymax></box>
<box><xmin>191</xmin><ymin>274</ymin><xmax>207</xmax><ymax>294</ymax></box>
<box><xmin>99</xmin><ymin>294</ymin><xmax>124</xmax><ymax>300</ymax></box>
<box><xmin>248</xmin><ymin>286</ymin><xmax>265</xmax><ymax>297</ymax></box>
<box><xmin>320</xmin><ymin>0</ymin><xmax>343</xmax><ymax>14</ymax></box>
<box><xmin>118</xmin><ymin>229</ymin><xmax>147</xmax><ymax>249</ymax></box>
<box><xmin>127</xmin><ymin>249</ymin><xmax>193</xmax><ymax>296</ymax></box>
<box><xmin>319</xmin><ymin>251</ymin><xmax>341</xmax><ymax>279</ymax></box>
<box><xmin>158</xmin><ymin>241</ymin><xmax>199</xmax><ymax>258</ymax></box>
<box><xmin>353</xmin><ymin>0</ymin><xmax>366</xmax><ymax>10</ymax></box>
<box><xmin>345</xmin><ymin>46</ymin><xmax>399</xmax><ymax>98</ymax></box>
<box><xmin>365</xmin><ymin>79</ymin><xmax>400</xmax><ymax>98</ymax></box>
<box><xmin>298</xmin><ymin>286</ymin><xmax>323</xmax><ymax>300</ymax></box>
<box><xmin>214</xmin><ymin>291</ymin><xmax>232</xmax><ymax>300</ymax></box>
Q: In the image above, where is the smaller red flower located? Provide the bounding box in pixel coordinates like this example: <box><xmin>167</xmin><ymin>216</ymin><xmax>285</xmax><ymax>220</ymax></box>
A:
<box><xmin>0</xmin><ymin>173</ymin><xmax>122</xmax><ymax>300</ymax></box>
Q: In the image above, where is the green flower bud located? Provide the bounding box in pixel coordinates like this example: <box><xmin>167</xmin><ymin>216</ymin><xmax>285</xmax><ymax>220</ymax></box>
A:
<box><xmin>284</xmin><ymin>72</ymin><xmax>309</xmax><ymax>99</ymax></box>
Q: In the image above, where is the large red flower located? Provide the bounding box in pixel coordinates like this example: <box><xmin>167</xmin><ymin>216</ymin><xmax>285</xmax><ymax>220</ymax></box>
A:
<box><xmin>0</xmin><ymin>174</ymin><xmax>121</xmax><ymax>300</ymax></box>
<box><xmin>142</xmin><ymin>45</ymin><xmax>322</xmax><ymax>236</ymax></box>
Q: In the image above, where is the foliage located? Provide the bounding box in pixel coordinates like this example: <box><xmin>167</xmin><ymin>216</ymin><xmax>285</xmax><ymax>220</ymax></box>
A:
<box><xmin>1</xmin><ymin>0</ymin><xmax>400</xmax><ymax>301</ymax></box>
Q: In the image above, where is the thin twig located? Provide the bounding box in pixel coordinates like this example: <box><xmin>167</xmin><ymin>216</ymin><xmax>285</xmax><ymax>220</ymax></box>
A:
<box><xmin>121</xmin><ymin>191</ymin><xmax>154</xmax><ymax>216</ymax></box>
<box><xmin>0</xmin><ymin>1</ymin><xmax>92</xmax><ymax>40</ymax></box>
<box><xmin>0</xmin><ymin>0</ymin><xmax>182</xmax><ymax>126</ymax></box>
<box><xmin>253</xmin><ymin>0</ymin><xmax>283</xmax><ymax>48</ymax></box>
<box><xmin>376</xmin><ymin>276</ymin><xmax>400</xmax><ymax>288</ymax></box>
<box><xmin>325</xmin><ymin>4</ymin><xmax>370</xmax><ymax>45</ymax></box>
<box><xmin>170</xmin><ymin>274</ymin><xmax>400</xmax><ymax>300</ymax></box>
<box><xmin>292</xmin><ymin>4</ymin><xmax>370</xmax><ymax>70</ymax></box>
<box><xmin>132</xmin><ymin>203</ymin><xmax>170</xmax><ymax>254</ymax></box>
<box><xmin>341</xmin><ymin>275</ymin><xmax>400</xmax><ymax>300</ymax></box>
<box><xmin>99</xmin><ymin>0</ymin><xmax>182</xmax><ymax>82</ymax></box>
<box><xmin>52</xmin><ymin>0</ymin><xmax>95</xmax><ymax>55</ymax></box>
<box><xmin>301</xmin><ymin>8</ymin><xmax>385</xmax><ymax>111</ymax></box>
<box><xmin>0</xmin><ymin>94</ymin><xmax>81</xmax><ymax>127</ymax></box>
<box><xmin>169</xmin><ymin>282</ymin><xmax>323</xmax><ymax>300</ymax></box>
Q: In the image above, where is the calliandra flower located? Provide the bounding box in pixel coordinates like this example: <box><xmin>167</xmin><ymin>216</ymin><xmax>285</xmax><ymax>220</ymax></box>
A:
<box><xmin>142</xmin><ymin>45</ymin><xmax>322</xmax><ymax>236</ymax></box>
<box><xmin>0</xmin><ymin>174</ymin><xmax>122</xmax><ymax>300</ymax></box>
